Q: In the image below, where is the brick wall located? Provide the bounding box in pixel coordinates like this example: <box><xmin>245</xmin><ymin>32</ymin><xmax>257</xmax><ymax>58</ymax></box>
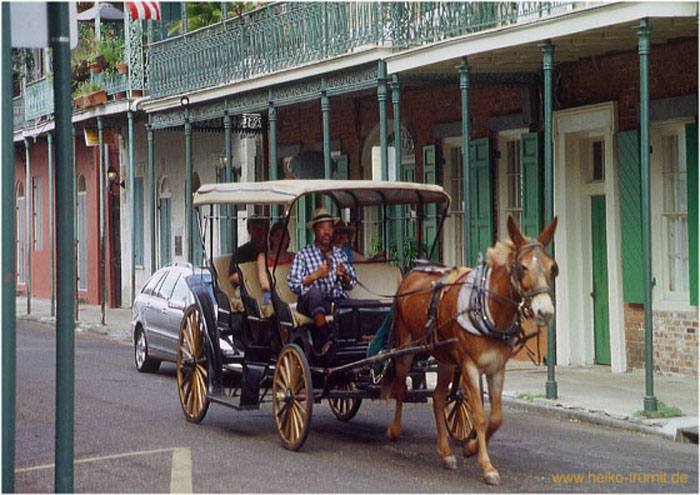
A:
<box><xmin>625</xmin><ymin>304</ymin><xmax>698</xmax><ymax>376</ymax></box>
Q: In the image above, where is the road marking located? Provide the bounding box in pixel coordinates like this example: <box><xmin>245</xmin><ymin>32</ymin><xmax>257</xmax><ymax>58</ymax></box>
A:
<box><xmin>16</xmin><ymin>446</ymin><xmax>194</xmax><ymax>493</ymax></box>
<box><xmin>169</xmin><ymin>447</ymin><xmax>193</xmax><ymax>493</ymax></box>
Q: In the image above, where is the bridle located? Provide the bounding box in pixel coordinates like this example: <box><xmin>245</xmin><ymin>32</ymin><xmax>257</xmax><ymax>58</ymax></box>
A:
<box><xmin>508</xmin><ymin>241</ymin><xmax>557</xmax><ymax>320</ymax></box>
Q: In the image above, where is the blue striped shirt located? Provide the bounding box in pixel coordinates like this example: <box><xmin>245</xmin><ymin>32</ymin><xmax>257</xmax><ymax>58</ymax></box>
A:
<box><xmin>287</xmin><ymin>243</ymin><xmax>357</xmax><ymax>299</ymax></box>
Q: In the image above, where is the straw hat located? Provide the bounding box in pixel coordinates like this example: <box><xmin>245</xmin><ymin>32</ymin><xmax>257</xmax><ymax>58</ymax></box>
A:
<box><xmin>306</xmin><ymin>208</ymin><xmax>339</xmax><ymax>229</ymax></box>
<box><xmin>333</xmin><ymin>219</ymin><xmax>356</xmax><ymax>235</ymax></box>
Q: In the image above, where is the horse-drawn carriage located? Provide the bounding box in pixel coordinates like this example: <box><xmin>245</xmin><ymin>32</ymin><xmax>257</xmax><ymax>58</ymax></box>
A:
<box><xmin>177</xmin><ymin>179</ymin><xmax>558</xmax><ymax>485</ymax></box>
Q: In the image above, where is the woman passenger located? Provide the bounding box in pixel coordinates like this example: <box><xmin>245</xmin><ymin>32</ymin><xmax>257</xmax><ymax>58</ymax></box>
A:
<box><xmin>258</xmin><ymin>221</ymin><xmax>294</xmax><ymax>305</ymax></box>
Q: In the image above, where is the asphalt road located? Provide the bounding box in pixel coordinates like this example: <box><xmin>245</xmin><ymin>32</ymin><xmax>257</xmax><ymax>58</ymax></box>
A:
<box><xmin>13</xmin><ymin>320</ymin><xmax>699</xmax><ymax>493</ymax></box>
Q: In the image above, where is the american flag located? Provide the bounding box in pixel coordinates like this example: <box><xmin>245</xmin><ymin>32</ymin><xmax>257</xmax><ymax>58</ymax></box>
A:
<box><xmin>125</xmin><ymin>1</ymin><xmax>161</xmax><ymax>21</ymax></box>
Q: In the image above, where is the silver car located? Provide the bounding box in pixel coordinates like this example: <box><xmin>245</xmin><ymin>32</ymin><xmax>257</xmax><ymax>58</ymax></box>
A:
<box><xmin>131</xmin><ymin>262</ymin><xmax>213</xmax><ymax>372</ymax></box>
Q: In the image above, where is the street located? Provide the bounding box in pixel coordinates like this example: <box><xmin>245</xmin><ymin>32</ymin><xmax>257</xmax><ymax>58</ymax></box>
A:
<box><xmin>14</xmin><ymin>320</ymin><xmax>698</xmax><ymax>493</ymax></box>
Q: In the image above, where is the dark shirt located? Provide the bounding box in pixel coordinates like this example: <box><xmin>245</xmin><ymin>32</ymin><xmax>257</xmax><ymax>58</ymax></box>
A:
<box><xmin>228</xmin><ymin>241</ymin><xmax>259</xmax><ymax>277</ymax></box>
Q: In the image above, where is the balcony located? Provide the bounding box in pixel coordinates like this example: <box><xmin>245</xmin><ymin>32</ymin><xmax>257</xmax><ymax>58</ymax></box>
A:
<box><xmin>147</xmin><ymin>1</ymin><xmax>576</xmax><ymax>99</ymax></box>
<box><xmin>13</xmin><ymin>95</ymin><xmax>25</xmax><ymax>130</ymax></box>
<box><xmin>24</xmin><ymin>77</ymin><xmax>54</xmax><ymax>122</ymax></box>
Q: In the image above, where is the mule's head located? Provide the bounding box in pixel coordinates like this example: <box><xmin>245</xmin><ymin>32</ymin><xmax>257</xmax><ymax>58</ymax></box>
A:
<box><xmin>507</xmin><ymin>216</ymin><xmax>559</xmax><ymax>327</ymax></box>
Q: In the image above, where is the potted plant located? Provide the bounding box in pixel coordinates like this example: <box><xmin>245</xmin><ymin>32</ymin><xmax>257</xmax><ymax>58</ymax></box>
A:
<box><xmin>72</xmin><ymin>81</ymin><xmax>107</xmax><ymax>109</ymax></box>
<box><xmin>98</xmin><ymin>30</ymin><xmax>125</xmax><ymax>76</ymax></box>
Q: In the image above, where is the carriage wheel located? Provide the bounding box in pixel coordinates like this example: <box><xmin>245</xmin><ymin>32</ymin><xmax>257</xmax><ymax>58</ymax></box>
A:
<box><xmin>273</xmin><ymin>344</ymin><xmax>313</xmax><ymax>451</ymax></box>
<box><xmin>444</xmin><ymin>379</ymin><xmax>474</xmax><ymax>446</ymax></box>
<box><xmin>176</xmin><ymin>305</ymin><xmax>210</xmax><ymax>424</ymax></box>
<box><xmin>329</xmin><ymin>380</ymin><xmax>362</xmax><ymax>422</ymax></box>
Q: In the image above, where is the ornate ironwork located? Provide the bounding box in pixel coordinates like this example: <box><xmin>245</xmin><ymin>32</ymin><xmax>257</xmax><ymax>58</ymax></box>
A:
<box><xmin>126</xmin><ymin>8</ymin><xmax>145</xmax><ymax>94</ymax></box>
<box><xmin>24</xmin><ymin>77</ymin><xmax>54</xmax><ymax>121</ymax></box>
<box><xmin>147</xmin><ymin>2</ymin><xmax>574</xmax><ymax>99</ymax></box>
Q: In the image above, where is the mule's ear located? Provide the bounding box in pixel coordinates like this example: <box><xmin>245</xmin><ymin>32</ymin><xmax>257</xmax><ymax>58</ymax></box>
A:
<box><xmin>507</xmin><ymin>215</ymin><xmax>526</xmax><ymax>248</ymax></box>
<box><xmin>537</xmin><ymin>216</ymin><xmax>558</xmax><ymax>247</ymax></box>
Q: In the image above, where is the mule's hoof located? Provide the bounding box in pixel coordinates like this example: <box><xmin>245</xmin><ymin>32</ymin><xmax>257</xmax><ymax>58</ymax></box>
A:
<box><xmin>464</xmin><ymin>439</ymin><xmax>478</xmax><ymax>458</ymax></box>
<box><xmin>386</xmin><ymin>428</ymin><xmax>400</xmax><ymax>441</ymax></box>
<box><xmin>483</xmin><ymin>471</ymin><xmax>501</xmax><ymax>485</ymax></box>
<box><xmin>442</xmin><ymin>455</ymin><xmax>458</xmax><ymax>470</ymax></box>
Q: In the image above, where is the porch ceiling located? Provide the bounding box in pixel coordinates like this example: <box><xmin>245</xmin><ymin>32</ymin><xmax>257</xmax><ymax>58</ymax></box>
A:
<box><xmin>401</xmin><ymin>16</ymin><xmax>697</xmax><ymax>76</ymax></box>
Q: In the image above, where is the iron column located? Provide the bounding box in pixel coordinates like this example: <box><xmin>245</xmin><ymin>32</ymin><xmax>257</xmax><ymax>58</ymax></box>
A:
<box><xmin>223</xmin><ymin>113</ymin><xmax>232</xmax><ymax>250</ymax></box>
<box><xmin>2</xmin><ymin>3</ymin><xmax>17</xmax><ymax>490</ymax></box>
<box><xmin>636</xmin><ymin>19</ymin><xmax>658</xmax><ymax>413</ymax></box>
<box><xmin>98</xmin><ymin>116</ymin><xmax>106</xmax><ymax>324</ymax></box>
<box><xmin>128</xmin><ymin>110</ymin><xmax>135</xmax><ymax>303</ymax></box>
<box><xmin>541</xmin><ymin>40</ymin><xmax>558</xmax><ymax>400</ymax></box>
<box><xmin>391</xmin><ymin>74</ymin><xmax>403</xmax><ymax>267</ymax></box>
<box><xmin>378</xmin><ymin>61</ymin><xmax>389</xmax><ymax>250</ymax></box>
<box><xmin>185</xmin><ymin>116</ymin><xmax>193</xmax><ymax>262</ymax></box>
<box><xmin>24</xmin><ymin>137</ymin><xmax>31</xmax><ymax>314</ymax></box>
<box><xmin>268</xmin><ymin>95</ymin><xmax>278</xmax><ymax>217</ymax></box>
<box><xmin>148</xmin><ymin>125</ymin><xmax>156</xmax><ymax>273</ymax></box>
<box><xmin>49</xmin><ymin>2</ymin><xmax>76</xmax><ymax>490</ymax></box>
<box><xmin>459</xmin><ymin>58</ymin><xmax>472</xmax><ymax>266</ymax></box>
<box><xmin>48</xmin><ymin>132</ymin><xmax>55</xmax><ymax>316</ymax></box>
<box><xmin>321</xmin><ymin>77</ymin><xmax>331</xmax><ymax>211</ymax></box>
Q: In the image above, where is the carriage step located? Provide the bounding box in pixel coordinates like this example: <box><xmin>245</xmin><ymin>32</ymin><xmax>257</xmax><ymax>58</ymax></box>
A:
<box><xmin>209</xmin><ymin>392</ymin><xmax>260</xmax><ymax>411</ymax></box>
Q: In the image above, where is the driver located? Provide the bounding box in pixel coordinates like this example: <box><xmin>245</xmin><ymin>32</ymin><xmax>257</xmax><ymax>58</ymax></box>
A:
<box><xmin>287</xmin><ymin>208</ymin><xmax>357</xmax><ymax>356</ymax></box>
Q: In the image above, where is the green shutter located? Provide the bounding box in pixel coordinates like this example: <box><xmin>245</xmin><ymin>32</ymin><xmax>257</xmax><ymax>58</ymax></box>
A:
<box><xmin>134</xmin><ymin>177</ymin><xmax>144</xmax><ymax>266</ymax></box>
<box><xmin>617</xmin><ymin>130</ymin><xmax>644</xmax><ymax>304</ymax></box>
<box><xmin>521</xmin><ymin>132</ymin><xmax>543</xmax><ymax>239</ymax></box>
<box><xmin>422</xmin><ymin>145</ymin><xmax>438</xmax><ymax>261</ymax></box>
<box><xmin>686</xmin><ymin>123</ymin><xmax>698</xmax><ymax>306</ymax></box>
<box><xmin>469</xmin><ymin>137</ymin><xmax>493</xmax><ymax>266</ymax></box>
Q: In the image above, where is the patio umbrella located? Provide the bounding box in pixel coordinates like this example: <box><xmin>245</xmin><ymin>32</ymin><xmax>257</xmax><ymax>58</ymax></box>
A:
<box><xmin>76</xmin><ymin>3</ymin><xmax>124</xmax><ymax>21</ymax></box>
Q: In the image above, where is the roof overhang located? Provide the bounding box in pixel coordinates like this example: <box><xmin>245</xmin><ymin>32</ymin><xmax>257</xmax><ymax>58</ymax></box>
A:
<box><xmin>386</xmin><ymin>1</ymin><xmax>698</xmax><ymax>76</ymax></box>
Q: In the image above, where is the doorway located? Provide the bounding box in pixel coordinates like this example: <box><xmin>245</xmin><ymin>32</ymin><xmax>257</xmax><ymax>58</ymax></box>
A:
<box><xmin>591</xmin><ymin>195</ymin><xmax>610</xmax><ymax>365</ymax></box>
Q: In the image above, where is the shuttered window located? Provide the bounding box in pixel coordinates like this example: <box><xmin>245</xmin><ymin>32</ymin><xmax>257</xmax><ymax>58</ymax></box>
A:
<box><xmin>521</xmin><ymin>132</ymin><xmax>542</xmax><ymax>238</ymax></box>
<box><xmin>469</xmin><ymin>137</ymin><xmax>493</xmax><ymax>266</ymax></box>
<box><xmin>617</xmin><ymin>130</ymin><xmax>644</xmax><ymax>304</ymax></box>
<box><xmin>134</xmin><ymin>177</ymin><xmax>144</xmax><ymax>266</ymax></box>
<box><xmin>423</xmin><ymin>145</ymin><xmax>438</xmax><ymax>261</ymax></box>
<box><xmin>685</xmin><ymin>123</ymin><xmax>697</xmax><ymax>306</ymax></box>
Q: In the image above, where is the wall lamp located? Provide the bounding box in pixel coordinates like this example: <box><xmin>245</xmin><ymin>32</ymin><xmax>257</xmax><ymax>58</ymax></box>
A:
<box><xmin>107</xmin><ymin>165</ymin><xmax>125</xmax><ymax>188</ymax></box>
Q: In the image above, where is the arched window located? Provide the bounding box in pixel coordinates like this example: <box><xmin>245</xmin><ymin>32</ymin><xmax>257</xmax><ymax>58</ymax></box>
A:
<box><xmin>16</xmin><ymin>182</ymin><xmax>25</xmax><ymax>284</ymax></box>
<box><xmin>77</xmin><ymin>175</ymin><xmax>88</xmax><ymax>291</ymax></box>
<box><xmin>159</xmin><ymin>177</ymin><xmax>172</xmax><ymax>266</ymax></box>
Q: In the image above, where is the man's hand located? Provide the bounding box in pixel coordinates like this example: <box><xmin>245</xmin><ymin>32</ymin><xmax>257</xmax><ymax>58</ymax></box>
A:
<box><xmin>315</xmin><ymin>259</ymin><xmax>330</xmax><ymax>280</ymax></box>
<box><xmin>336</xmin><ymin>262</ymin><xmax>349</xmax><ymax>281</ymax></box>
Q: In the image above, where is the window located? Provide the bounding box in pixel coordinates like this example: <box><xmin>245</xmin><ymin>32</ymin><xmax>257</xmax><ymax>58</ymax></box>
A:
<box><xmin>134</xmin><ymin>177</ymin><xmax>144</xmax><ymax>266</ymax></box>
<box><xmin>77</xmin><ymin>176</ymin><xmax>87</xmax><ymax>291</ymax></box>
<box><xmin>32</xmin><ymin>177</ymin><xmax>42</xmax><ymax>251</ymax></box>
<box><xmin>157</xmin><ymin>271</ymin><xmax>179</xmax><ymax>300</ymax></box>
<box><xmin>592</xmin><ymin>140</ymin><xmax>605</xmax><ymax>181</ymax></box>
<box><xmin>142</xmin><ymin>271</ymin><xmax>165</xmax><ymax>295</ymax></box>
<box><xmin>171</xmin><ymin>275</ymin><xmax>190</xmax><ymax>303</ymax></box>
<box><xmin>651</xmin><ymin>121</ymin><xmax>691</xmax><ymax>305</ymax></box>
<box><xmin>16</xmin><ymin>183</ymin><xmax>25</xmax><ymax>284</ymax></box>
<box><xmin>449</xmin><ymin>146</ymin><xmax>465</xmax><ymax>264</ymax></box>
<box><xmin>661</xmin><ymin>134</ymin><xmax>688</xmax><ymax>293</ymax></box>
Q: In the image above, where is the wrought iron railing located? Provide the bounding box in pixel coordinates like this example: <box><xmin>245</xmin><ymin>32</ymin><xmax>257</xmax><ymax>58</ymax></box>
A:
<box><xmin>147</xmin><ymin>1</ymin><xmax>577</xmax><ymax>98</ymax></box>
<box><xmin>90</xmin><ymin>71</ymin><xmax>129</xmax><ymax>96</ymax></box>
<box><xmin>24</xmin><ymin>77</ymin><xmax>54</xmax><ymax>121</ymax></box>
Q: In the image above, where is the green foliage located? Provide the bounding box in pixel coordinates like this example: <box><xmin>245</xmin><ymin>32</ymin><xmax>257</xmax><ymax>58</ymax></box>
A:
<box><xmin>371</xmin><ymin>237</ymin><xmax>429</xmax><ymax>272</ymax></box>
<box><xmin>70</xmin><ymin>24</ymin><xmax>96</xmax><ymax>91</ymax></box>
<box><xmin>167</xmin><ymin>2</ymin><xmax>259</xmax><ymax>35</ymax></box>
<box><xmin>72</xmin><ymin>80</ymin><xmax>102</xmax><ymax>98</ymax></box>
<box><xmin>633</xmin><ymin>401</ymin><xmax>683</xmax><ymax>419</ymax></box>
<box><xmin>97</xmin><ymin>31</ymin><xmax>124</xmax><ymax>75</ymax></box>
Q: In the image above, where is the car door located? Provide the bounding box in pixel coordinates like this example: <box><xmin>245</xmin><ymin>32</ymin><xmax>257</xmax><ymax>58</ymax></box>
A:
<box><xmin>147</xmin><ymin>270</ymin><xmax>179</xmax><ymax>356</ymax></box>
<box><xmin>161</xmin><ymin>273</ymin><xmax>190</xmax><ymax>360</ymax></box>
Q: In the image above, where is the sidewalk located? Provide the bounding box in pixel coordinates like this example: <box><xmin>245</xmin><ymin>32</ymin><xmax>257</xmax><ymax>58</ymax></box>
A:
<box><xmin>15</xmin><ymin>296</ymin><xmax>698</xmax><ymax>443</ymax></box>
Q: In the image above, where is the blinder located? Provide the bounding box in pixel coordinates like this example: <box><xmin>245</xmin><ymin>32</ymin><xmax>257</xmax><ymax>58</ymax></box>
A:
<box><xmin>509</xmin><ymin>241</ymin><xmax>556</xmax><ymax>318</ymax></box>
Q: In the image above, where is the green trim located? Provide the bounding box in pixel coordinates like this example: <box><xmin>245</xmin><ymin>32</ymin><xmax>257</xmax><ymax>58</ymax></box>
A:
<box><xmin>686</xmin><ymin>123</ymin><xmax>698</xmax><ymax>306</ymax></box>
<box><xmin>521</xmin><ymin>132</ymin><xmax>543</xmax><ymax>238</ymax></box>
<box><xmin>469</xmin><ymin>137</ymin><xmax>493</xmax><ymax>266</ymax></box>
<box><xmin>422</xmin><ymin>145</ymin><xmax>438</xmax><ymax>261</ymax></box>
<box><xmin>617</xmin><ymin>130</ymin><xmax>644</xmax><ymax>304</ymax></box>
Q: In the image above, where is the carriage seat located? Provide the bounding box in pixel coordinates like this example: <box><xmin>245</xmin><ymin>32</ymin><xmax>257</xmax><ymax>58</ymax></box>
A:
<box><xmin>271</xmin><ymin>264</ymin><xmax>333</xmax><ymax>327</ymax></box>
<box><xmin>237</xmin><ymin>261</ymin><xmax>275</xmax><ymax>319</ymax></box>
<box><xmin>212</xmin><ymin>255</ymin><xmax>244</xmax><ymax>313</ymax></box>
<box><xmin>348</xmin><ymin>262</ymin><xmax>403</xmax><ymax>301</ymax></box>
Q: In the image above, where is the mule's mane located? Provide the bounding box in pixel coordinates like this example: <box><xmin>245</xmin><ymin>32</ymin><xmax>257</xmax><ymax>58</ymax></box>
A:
<box><xmin>486</xmin><ymin>238</ymin><xmax>520</xmax><ymax>268</ymax></box>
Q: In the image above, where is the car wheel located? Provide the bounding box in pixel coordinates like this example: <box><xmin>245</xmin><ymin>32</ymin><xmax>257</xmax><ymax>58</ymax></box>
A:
<box><xmin>134</xmin><ymin>326</ymin><xmax>161</xmax><ymax>373</ymax></box>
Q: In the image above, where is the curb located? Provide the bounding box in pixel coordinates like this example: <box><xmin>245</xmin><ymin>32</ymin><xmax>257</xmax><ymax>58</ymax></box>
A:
<box><xmin>502</xmin><ymin>395</ymin><xmax>674</xmax><ymax>441</ymax></box>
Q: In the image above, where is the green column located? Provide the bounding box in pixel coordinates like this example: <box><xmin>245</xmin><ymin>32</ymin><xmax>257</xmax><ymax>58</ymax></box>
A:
<box><xmin>268</xmin><ymin>97</ymin><xmax>278</xmax><ymax>218</ymax></box>
<box><xmin>391</xmin><ymin>74</ymin><xmax>403</xmax><ymax>267</ymax></box>
<box><xmin>48</xmin><ymin>132</ymin><xmax>55</xmax><ymax>316</ymax></box>
<box><xmin>98</xmin><ymin>117</ymin><xmax>106</xmax><ymax>325</ymax></box>
<box><xmin>636</xmin><ymin>19</ymin><xmax>658</xmax><ymax>413</ymax></box>
<box><xmin>378</xmin><ymin>61</ymin><xmax>389</xmax><ymax>250</ymax></box>
<box><xmin>2</xmin><ymin>3</ymin><xmax>17</xmax><ymax>490</ymax></box>
<box><xmin>459</xmin><ymin>58</ymin><xmax>471</xmax><ymax>265</ymax></box>
<box><xmin>185</xmin><ymin>117</ymin><xmax>193</xmax><ymax>262</ymax></box>
<box><xmin>128</xmin><ymin>111</ymin><xmax>136</xmax><ymax>303</ymax></box>
<box><xmin>49</xmin><ymin>3</ymin><xmax>76</xmax><ymax>491</ymax></box>
<box><xmin>148</xmin><ymin>126</ymin><xmax>156</xmax><ymax>273</ymax></box>
<box><xmin>72</xmin><ymin>125</ymin><xmax>78</xmax><ymax>321</ymax></box>
<box><xmin>181</xmin><ymin>2</ymin><xmax>188</xmax><ymax>34</ymax></box>
<box><xmin>24</xmin><ymin>137</ymin><xmax>31</xmax><ymax>314</ymax></box>
<box><xmin>222</xmin><ymin>113</ymin><xmax>232</xmax><ymax>251</ymax></box>
<box><xmin>321</xmin><ymin>77</ymin><xmax>332</xmax><ymax>211</ymax></box>
<box><xmin>541</xmin><ymin>41</ymin><xmax>557</xmax><ymax>400</ymax></box>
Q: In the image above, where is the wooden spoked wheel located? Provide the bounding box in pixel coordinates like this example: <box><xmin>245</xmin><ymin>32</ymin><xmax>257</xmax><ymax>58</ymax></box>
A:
<box><xmin>176</xmin><ymin>305</ymin><xmax>210</xmax><ymax>424</ymax></box>
<box><xmin>273</xmin><ymin>344</ymin><xmax>313</xmax><ymax>451</ymax></box>
<box><xmin>329</xmin><ymin>380</ymin><xmax>362</xmax><ymax>422</ymax></box>
<box><xmin>444</xmin><ymin>380</ymin><xmax>474</xmax><ymax>446</ymax></box>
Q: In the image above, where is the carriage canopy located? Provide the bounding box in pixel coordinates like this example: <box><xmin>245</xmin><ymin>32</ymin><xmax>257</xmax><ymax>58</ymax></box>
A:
<box><xmin>193</xmin><ymin>179</ymin><xmax>451</xmax><ymax>210</ymax></box>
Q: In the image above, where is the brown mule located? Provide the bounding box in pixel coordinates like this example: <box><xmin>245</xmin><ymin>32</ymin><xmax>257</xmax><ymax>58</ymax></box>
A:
<box><xmin>382</xmin><ymin>216</ymin><xmax>558</xmax><ymax>485</ymax></box>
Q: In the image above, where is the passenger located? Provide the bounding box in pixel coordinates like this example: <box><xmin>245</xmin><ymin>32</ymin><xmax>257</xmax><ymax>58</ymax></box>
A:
<box><xmin>287</xmin><ymin>208</ymin><xmax>357</xmax><ymax>356</ymax></box>
<box><xmin>228</xmin><ymin>214</ymin><xmax>268</xmax><ymax>287</ymax></box>
<box><xmin>258</xmin><ymin>221</ymin><xmax>294</xmax><ymax>305</ymax></box>
<box><xmin>332</xmin><ymin>219</ymin><xmax>385</xmax><ymax>262</ymax></box>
